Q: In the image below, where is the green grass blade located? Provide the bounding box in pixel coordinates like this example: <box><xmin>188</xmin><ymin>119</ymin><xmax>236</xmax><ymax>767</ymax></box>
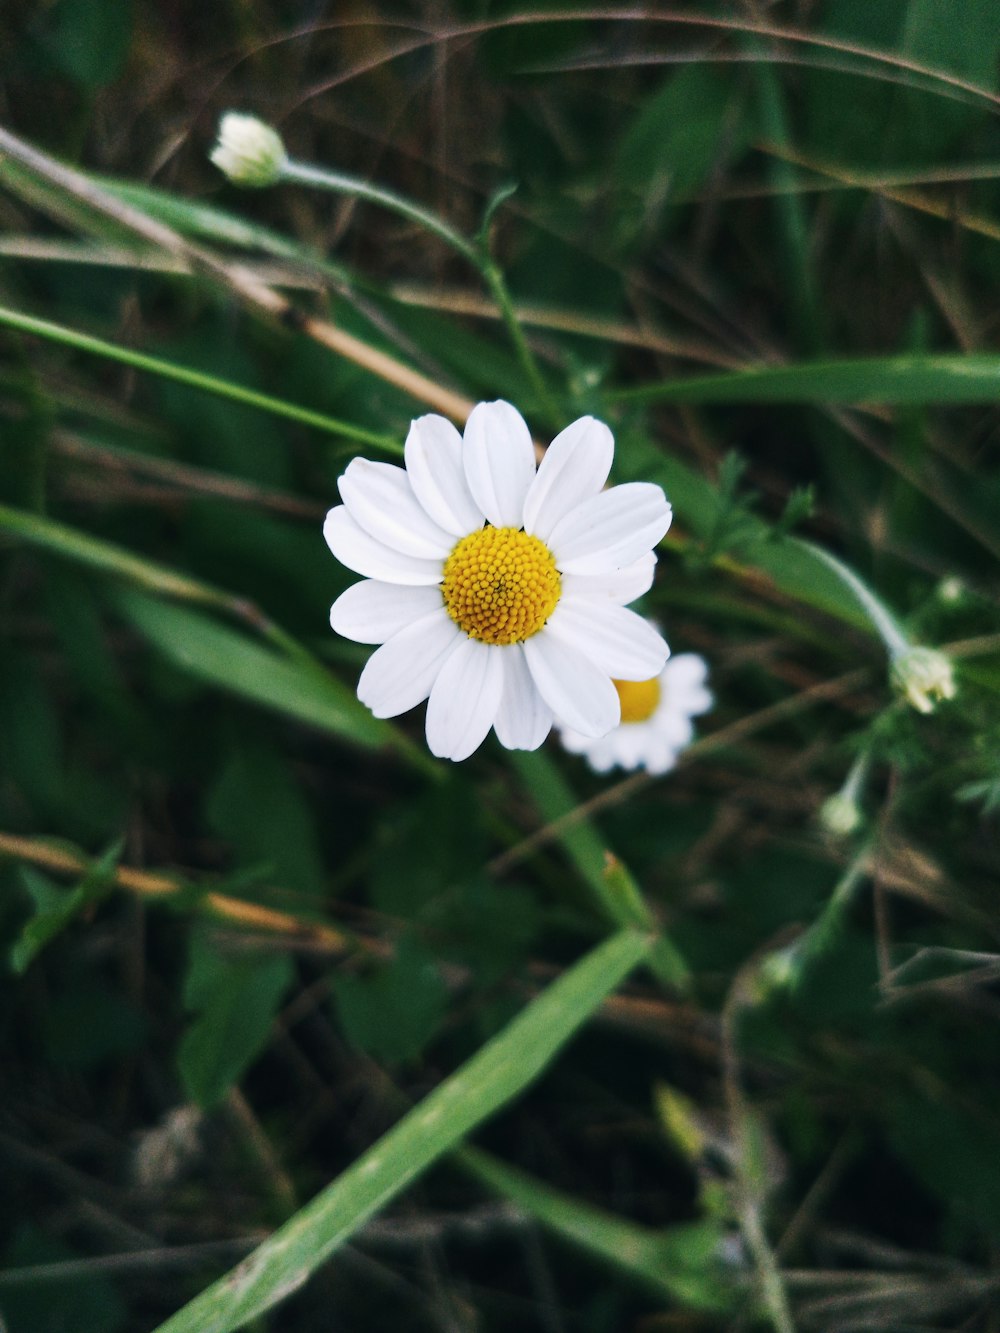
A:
<box><xmin>457</xmin><ymin>1146</ymin><xmax>734</xmax><ymax>1311</ymax></box>
<box><xmin>150</xmin><ymin>928</ymin><xmax>653</xmax><ymax>1333</ymax></box>
<box><xmin>612</xmin><ymin>353</ymin><xmax>1000</xmax><ymax>405</ymax></box>
<box><xmin>0</xmin><ymin>501</ymin><xmax>236</xmax><ymax>608</ymax></box>
<box><xmin>0</xmin><ymin>304</ymin><xmax>399</xmax><ymax>451</ymax></box>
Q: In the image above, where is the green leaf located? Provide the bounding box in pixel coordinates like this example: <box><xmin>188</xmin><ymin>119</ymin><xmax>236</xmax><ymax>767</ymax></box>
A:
<box><xmin>114</xmin><ymin>588</ymin><xmax>407</xmax><ymax>757</ymax></box>
<box><xmin>331</xmin><ymin>935</ymin><xmax>448</xmax><ymax>1065</ymax></box>
<box><xmin>616</xmin><ymin>65</ymin><xmax>749</xmax><ymax>246</ymax></box>
<box><xmin>151</xmin><ymin>928</ymin><xmax>652</xmax><ymax>1333</ymax></box>
<box><xmin>458</xmin><ymin>1146</ymin><xmax>734</xmax><ymax>1312</ymax></box>
<box><xmin>206</xmin><ymin>738</ymin><xmax>326</xmax><ymax>900</ymax></box>
<box><xmin>178</xmin><ymin>931</ymin><xmax>294</xmax><ymax>1110</ymax></box>
<box><xmin>10</xmin><ymin>840</ymin><xmax>121</xmax><ymax>974</ymax></box>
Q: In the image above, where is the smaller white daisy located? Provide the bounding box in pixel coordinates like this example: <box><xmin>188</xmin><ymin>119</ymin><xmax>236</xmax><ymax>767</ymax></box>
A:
<box><xmin>559</xmin><ymin>650</ymin><xmax>712</xmax><ymax>775</ymax></box>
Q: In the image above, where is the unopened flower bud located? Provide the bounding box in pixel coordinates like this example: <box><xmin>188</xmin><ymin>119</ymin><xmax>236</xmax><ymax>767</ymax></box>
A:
<box><xmin>890</xmin><ymin>646</ymin><xmax>956</xmax><ymax>715</ymax></box>
<box><xmin>936</xmin><ymin>576</ymin><xmax>964</xmax><ymax>605</ymax></box>
<box><xmin>210</xmin><ymin>112</ymin><xmax>286</xmax><ymax>187</ymax></box>
<box><xmin>819</xmin><ymin>793</ymin><xmax>863</xmax><ymax>838</ymax></box>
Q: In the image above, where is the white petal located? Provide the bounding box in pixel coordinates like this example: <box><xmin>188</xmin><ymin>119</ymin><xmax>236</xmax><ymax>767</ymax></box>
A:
<box><xmin>662</xmin><ymin>654</ymin><xmax>713</xmax><ymax>715</ymax></box>
<box><xmin>356</xmin><ymin>609</ymin><xmax>461</xmax><ymax>718</ymax></box>
<box><xmin>654</xmin><ymin>712</ymin><xmax>696</xmax><ymax>751</ymax></box>
<box><xmin>523</xmin><ymin>630</ymin><xmax>620</xmax><ymax>738</ymax></box>
<box><xmin>644</xmin><ymin>740</ymin><xmax>680</xmax><ymax>775</ymax></box>
<box><xmin>547</xmin><ymin>601</ymin><xmax>669</xmax><ymax>681</ymax></box>
<box><xmin>425</xmin><ymin>637</ymin><xmax>504</xmax><ymax>761</ymax></box>
<box><xmin>548</xmin><ymin>483</ymin><xmax>672</xmax><ymax>575</ymax></box>
<box><xmin>561</xmin><ymin>552</ymin><xmax>656</xmax><ymax>605</ymax></box>
<box><xmin>522</xmin><ymin>416</ymin><xmax>614</xmax><ymax>541</ymax></box>
<box><xmin>462</xmin><ymin>400</ymin><xmax>537</xmax><ymax>529</ymax></box>
<box><xmin>330</xmin><ymin>580</ymin><xmax>444</xmax><ymax>645</ymax></box>
<box><xmin>493</xmin><ymin>644</ymin><xmax>553</xmax><ymax>751</ymax></box>
<box><xmin>324</xmin><ymin>507</ymin><xmax>443</xmax><ymax>585</ymax></box>
<box><xmin>404</xmin><ymin>415</ymin><xmax>484</xmax><ymax>536</ymax></box>
<box><xmin>338</xmin><ymin>458</ymin><xmax>455</xmax><ymax>559</ymax></box>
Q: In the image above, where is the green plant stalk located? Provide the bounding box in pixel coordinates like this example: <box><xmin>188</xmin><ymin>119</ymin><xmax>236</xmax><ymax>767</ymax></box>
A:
<box><xmin>280</xmin><ymin>159</ymin><xmax>557</xmax><ymax>418</ymax></box>
<box><xmin>479</xmin><ymin>255</ymin><xmax>559</xmax><ymax>420</ymax></box>
<box><xmin>0</xmin><ymin>304</ymin><xmax>400</xmax><ymax>452</ymax></box>
<box><xmin>150</xmin><ymin>928</ymin><xmax>653</xmax><ymax>1333</ymax></box>
<box><xmin>281</xmin><ymin>160</ymin><xmax>479</xmax><ymax>265</ymax></box>
<box><xmin>795</xmin><ymin>540</ymin><xmax>909</xmax><ymax>659</ymax></box>
<box><xmin>507</xmin><ymin>748</ymin><xmax>689</xmax><ymax>992</ymax></box>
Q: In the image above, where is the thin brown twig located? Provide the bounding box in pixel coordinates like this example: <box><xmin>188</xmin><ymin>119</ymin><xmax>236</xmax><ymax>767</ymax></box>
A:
<box><xmin>0</xmin><ymin>831</ymin><xmax>351</xmax><ymax>951</ymax></box>
<box><xmin>489</xmin><ymin>668</ymin><xmax>871</xmax><ymax>878</ymax></box>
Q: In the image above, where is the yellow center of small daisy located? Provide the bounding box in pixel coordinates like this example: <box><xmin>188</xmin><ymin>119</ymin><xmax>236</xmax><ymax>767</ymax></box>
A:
<box><xmin>441</xmin><ymin>526</ymin><xmax>561</xmax><ymax>645</ymax></box>
<box><xmin>613</xmin><ymin>677</ymin><xmax>661</xmax><ymax>723</ymax></box>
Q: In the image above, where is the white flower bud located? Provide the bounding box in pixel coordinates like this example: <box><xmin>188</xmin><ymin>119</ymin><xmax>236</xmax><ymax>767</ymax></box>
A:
<box><xmin>819</xmin><ymin>793</ymin><xmax>863</xmax><ymax>838</ymax></box>
<box><xmin>210</xmin><ymin>112</ymin><xmax>286</xmax><ymax>187</ymax></box>
<box><xmin>890</xmin><ymin>646</ymin><xmax>956</xmax><ymax>714</ymax></box>
<box><xmin>936</xmin><ymin>576</ymin><xmax>965</xmax><ymax>605</ymax></box>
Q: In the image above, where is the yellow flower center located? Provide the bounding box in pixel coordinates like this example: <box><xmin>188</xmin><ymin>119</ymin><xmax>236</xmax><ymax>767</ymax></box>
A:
<box><xmin>441</xmin><ymin>526</ymin><xmax>561</xmax><ymax>645</ymax></box>
<box><xmin>613</xmin><ymin>676</ymin><xmax>661</xmax><ymax>723</ymax></box>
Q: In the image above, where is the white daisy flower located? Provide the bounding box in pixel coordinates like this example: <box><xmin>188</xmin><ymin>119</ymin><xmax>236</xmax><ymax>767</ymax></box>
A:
<box><xmin>559</xmin><ymin>651</ymin><xmax>712</xmax><ymax>775</ymax></box>
<box><xmin>324</xmin><ymin>401</ymin><xmax>672</xmax><ymax>761</ymax></box>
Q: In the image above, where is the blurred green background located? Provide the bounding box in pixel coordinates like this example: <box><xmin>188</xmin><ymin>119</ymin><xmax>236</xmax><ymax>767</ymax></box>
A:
<box><xmin>2</xmin><ymin>2</ymin><xmax>1000</xmax><ymax>1330</ymax></box>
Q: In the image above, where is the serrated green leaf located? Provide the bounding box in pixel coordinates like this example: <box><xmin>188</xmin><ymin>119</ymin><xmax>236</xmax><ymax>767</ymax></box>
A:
<box><xmin>10</xmin><ymin>840</ymin><xmax>121</xmax><ymax>974</ymax></box>
<box><xmin>458</xmin><ymin>1146</ymin><xmax>734</xmax><ymax>1311</ymax></box>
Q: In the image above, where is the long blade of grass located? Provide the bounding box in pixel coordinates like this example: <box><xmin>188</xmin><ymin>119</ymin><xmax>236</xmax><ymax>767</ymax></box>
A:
<box><xmin>0</xmin><ymin>304</ymin><xmax>399</xmax><ymax>451</ymax></box>
<box><xmin>150</xmin><ymin>927</ymin><xmax>653</xmax><ymax>1333</ymax></box>
<box><xmin>612</xmin><ymin>354</ymin><xmax>1000</xmax><ymax>405</ymax></box>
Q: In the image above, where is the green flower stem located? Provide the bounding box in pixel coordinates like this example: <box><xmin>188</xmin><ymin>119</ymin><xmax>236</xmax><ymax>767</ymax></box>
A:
<box><xmin>0</xmin><ymin>304</ymin><xmax>400</xmax><ymax>453</ymax></box>
<box><xmin>281</xmin><ymin>160</ymin><xmax>478</xmax><ymax>264</ymax></box>
<box><xmin>840</xmin><ymin>750</ymin><xmax>871</xmax><ymax>806</ymax></box>
<box><xmin>279</xmin><ymin>159</ymin><xmax>558</xmax><ymax>419</ymax></box>
<box><xmin>796</xmin><ymin>539</ymin><xmax>910</xmax><ymax>660</ymax></box>
<box><xmin>479</xmin><ymin>254</ymin><xmax>560</xmax><ymax>421</ymax></box>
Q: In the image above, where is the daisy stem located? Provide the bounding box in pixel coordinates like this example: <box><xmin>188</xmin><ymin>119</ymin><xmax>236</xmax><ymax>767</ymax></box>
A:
<box><xmin>280</xmin><ymin>160</ymin><xmax>479</xmax><ymax>266</ymax></box>
<box><xmin>479</xmin><ymin>254</ymin><xmax>561</xmax><ymax>422</ymax></box>
<box><xmin>279</xmin><ymin>160</ymin><xmax>559</xmax><ymax>421</ymax></box>
<box><xmin>839</xmin><ymin>749</ymin><xmax>871</xmax><ymax>807</ymax></box>
<box><xmin>795</xmin><ymin>539</ymin><xmax>911</xmax><ymax>661</ymax></box>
